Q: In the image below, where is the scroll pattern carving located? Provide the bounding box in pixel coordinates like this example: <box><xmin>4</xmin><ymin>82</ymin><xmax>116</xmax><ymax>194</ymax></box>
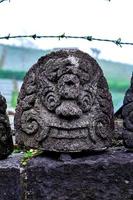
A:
<box><xmin>15</xmin><ymin>49</ymin><xmax>114</xmax><ymax>152</ymax></box>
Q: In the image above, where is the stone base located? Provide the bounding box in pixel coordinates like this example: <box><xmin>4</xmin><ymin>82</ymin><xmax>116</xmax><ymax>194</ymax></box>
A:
<box><xmin>24</xmin><ymin>148</ymin><xmax>133</xmax><ymax>200</ymax></box>
<box><xmin>1</xmin><ymin>148</ymin><xmax>133</xmax><ymax>200</ymax></box>
<box><xmin>0</xmin><ymin>154</ymin><xmax>22</xmax><ymax>200</ymax></box>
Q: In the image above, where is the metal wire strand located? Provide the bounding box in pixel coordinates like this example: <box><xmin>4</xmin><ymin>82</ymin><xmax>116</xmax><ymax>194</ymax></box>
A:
<box><xmin>0</xmin><ymin>34</ymin><xmax>133</xmax><ymax>47</ymax></box>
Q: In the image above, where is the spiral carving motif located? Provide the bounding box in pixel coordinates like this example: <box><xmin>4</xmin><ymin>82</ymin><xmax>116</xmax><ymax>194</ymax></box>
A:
<box><xmin>78</xmin><ymin>91</ymin><xmax>94</xmax><ymax>112</ymax></box>
<box><xmin>21</xmin><ymin>110</ymin><xmax>39</xmax><ymax>135</ymax></box>
<box><xmin>43</xmin><ymin>91</ymin><xmax>60</xmax><ymax>111</ymax></box>
<box><xmin>94</xmin><ymin>115</ymin><xmax>110</xmax><ymax>139</ymax></box>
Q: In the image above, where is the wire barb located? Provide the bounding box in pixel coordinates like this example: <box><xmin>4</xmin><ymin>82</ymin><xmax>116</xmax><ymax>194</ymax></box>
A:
<box><xmin>115</xmin><ymin>38</ymin><xmax>122</xmax><ymax>47</ymax></box>
<box><xmin>32</xmin><ymin>34</ymin><xmax>37</xmax><ymax>40</ymax></box>
<box><xmin>5</xmin><ymin>34</ymin><xmax>10</xmax><ymax>40</ymax></box>
<box><xmin>86</xmin><ymin>36</ymin><xmax>93</xmax><ymax>41</ymax></box>
<box><xmin>58</xmin><ymin>33</ymin><xmax>66</xmax><ymax>40</ymax></box>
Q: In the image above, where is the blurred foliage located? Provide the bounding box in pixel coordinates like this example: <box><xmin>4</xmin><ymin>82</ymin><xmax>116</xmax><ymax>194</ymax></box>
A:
<box><xmin>108</xmin><ymin>79</ymin><xmax>129</xmax><ymax>91</ymax></box>
<box><xmin>11</xmin><ymin>90</ymin><xmax>18</xmax><ymax>108</ymax></box>
<box><xmin>0</xmin><ymin>69</ymin><xmax>25</xmax><ymax>80</ymax></box>
<box><xmin>21</xmin><ymin>149</ymin><xmax>43</xmax><ymax>166</ymax></box>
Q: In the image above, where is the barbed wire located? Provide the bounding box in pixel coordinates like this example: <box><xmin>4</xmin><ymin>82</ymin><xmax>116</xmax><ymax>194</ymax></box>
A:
<box><xmin>0</xmin><ymin>0</ymin><xmax>109</xmax><ymax>3</ymax></box>
<box><xmin>0</xmin><ymin>33</ymin><xmax>133</xmax><ymax>47</ymax></box>
<box><xmin>0</xmin><ymin>0</ymin><xmax>10</xmax><ymax>3</ymax></box>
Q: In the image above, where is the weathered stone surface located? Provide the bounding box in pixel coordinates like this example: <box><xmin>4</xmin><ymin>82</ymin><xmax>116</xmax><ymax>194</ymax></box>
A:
<box><xmin>0</xmin><ymin>154</ymin><xmax>22</xmax><ymax>200</ymax></box>
<box><xmin>0</xmin><ymin>93</ymin><xmax>13</xmax><ymax>158</ymax></box>
<box><xmin>112</xmin><ymin>119</ymin><xmax>123</xmax><ymax>146</ymax></box>
<box><xmin>15</xmin><ymin>49</ymin><xmax>114</xmax><ymax>152</ymax></box>
<box><xmin>122</xmin><ymin>73</ymin><xmax>133</xmax><ymax>148</ymax></box>
<box><xmin>1</xmin><ymin>149</ymin><xmax>133</xmax><ymax>200</ymax></box>
<box><xmin>23</xmin><ymin>148</ymin><xmax>133</xmax><ymax>200</ymax></box>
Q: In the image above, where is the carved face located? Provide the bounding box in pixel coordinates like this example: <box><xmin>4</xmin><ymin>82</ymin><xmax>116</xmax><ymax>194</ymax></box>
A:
<box><xmin>15</xmin><ymin>49</ymin><xmax>114</xmax><ymax>152</ymax></box>
<box><xmin>38</xmin><ymin>56</ymin><xmax>96</xmax><ymax>120</ymax></box>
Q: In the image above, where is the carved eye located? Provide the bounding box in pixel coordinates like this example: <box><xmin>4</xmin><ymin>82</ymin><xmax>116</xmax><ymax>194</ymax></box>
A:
<box><xmin>44</xmin><ymin>92</ymin><xmax>60</xmax><ymax>111</ymax></box>
<box><xmin>45</xmin><ymin>65</ymin><xmax>59</xmax><ymax>82</ymax></box>
<box><xmin>78</xmin><ymin>91</ymin><xmax>93</xmax><ymax>112</ymax></box>
<box><xmin>47</xmin><ymin>95</ymin><xmax>56</xmax><ymax>107</ymax></box>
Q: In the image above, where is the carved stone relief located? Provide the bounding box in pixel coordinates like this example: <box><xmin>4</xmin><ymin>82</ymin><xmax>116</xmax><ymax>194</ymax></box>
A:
<box><xmin>15</xmin><ymin>49</ymin><xmax>114</xmax><ymax>152</ymax></box>
<box><xmin>0</xmin><ymin>94</ymin><xmax>13</xmax><ymax>158</ymax></box>
<box><xmin>122</xmin><ymin>73</ymin><xmax>133</xmax><ymax>147</ymax></box>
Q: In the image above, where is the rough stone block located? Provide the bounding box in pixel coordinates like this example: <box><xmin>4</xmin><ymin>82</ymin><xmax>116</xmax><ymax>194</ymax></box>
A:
<box><xmin>0</xmin><ymin>154</ymin><xmax>22</xmax><ymax>200</ymax></box>
<box><xmin>0</xmin><ymin>148</ymin><xmax>133</xmax><ymax>200</ymax></box>
<box><xmin>23</xmin><ymin>148</ymin><xmax>133</xmax><ymax>200</ymax></box>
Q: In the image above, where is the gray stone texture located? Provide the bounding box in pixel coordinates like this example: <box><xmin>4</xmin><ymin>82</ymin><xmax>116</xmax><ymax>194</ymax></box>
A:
<box><xmin>113</xmin><ymin>119</ymin><xmax>123</xmax><ymax>146</ymax></box>
<box><xmin>0</xmin><ymin>149</ymin><xmax>133</xmax><ymax>199</ymax></box>
<box><xmin>122</xmin><ymin>73</ymin><xmax>133</xmax><ymax>147</ymax></box>
<box><xmin>0</xmin><ymin>93</ymin><xmax>13</xmax><ymax>158</ymax></box>
<box><xmin>0</xmin><ymin>154</ymin><xmax>22</xmax><ymax>200</ymax></box>
<box><xmin>15</xmin><ymin>49</ymin><xmax>114</xmax><ymax>152</ymax></box>
<box><xmin>22</xmin><ymin>148</ymin><xmax>133</xmax><ymax>200</ymax></box>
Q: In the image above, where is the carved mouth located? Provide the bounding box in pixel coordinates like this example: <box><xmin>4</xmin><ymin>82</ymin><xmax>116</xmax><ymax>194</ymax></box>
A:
<box><xmin>49</xmin><ymin>127</ymin><xmax>88</xmax><ymax>139</ymax></box>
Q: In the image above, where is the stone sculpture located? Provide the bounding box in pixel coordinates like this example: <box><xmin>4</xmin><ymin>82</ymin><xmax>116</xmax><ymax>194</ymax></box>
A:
<box><xmin>122</xmin><ymin>73</ymin><xmax>133</xmax><ymax>148</ymax></box>
<box><xmin>0</xmin><ymin>93</ymin><xmax>13</xmax><ymax>158</ymax></box>
<box><xmin>15</xmin><ymin>49</ymin><xmax>114</xmax><ymax>152</ymax></box>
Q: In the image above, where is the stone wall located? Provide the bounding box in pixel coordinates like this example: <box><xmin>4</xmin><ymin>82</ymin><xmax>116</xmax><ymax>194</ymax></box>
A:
<box><xmin>0</xmin><ymin>148</ymin><xmax>133</xmax><ymax>200</ymax></box>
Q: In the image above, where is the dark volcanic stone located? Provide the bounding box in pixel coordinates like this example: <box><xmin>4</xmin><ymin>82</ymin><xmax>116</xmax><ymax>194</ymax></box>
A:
<box><xmin>23</xmin><ymin>148</ymin><xmax>133</xmax><ymax>200</ymax></box>
<box><xmin>122</xmin><ymin>73</ymin><xmax>133</xmax><ymax>148</ymax></box>
<box><xmin>15</xmin><ymin>49</ymin><xmax>114</xmax><ymax>152</ymax></box>
<box><xmin>0</xmin><ymin>154</ymin><xmax>22</xmax><ymax>200</ymax></box>
<box><xmin>0</xmin><ymin>149</ymin><xmax>133</xmax><ymax>200</ymax></box>
<box><xmin>0</xmin><ymin>94</ymin><xmax>13</xmax><ymax>158</ymax></box>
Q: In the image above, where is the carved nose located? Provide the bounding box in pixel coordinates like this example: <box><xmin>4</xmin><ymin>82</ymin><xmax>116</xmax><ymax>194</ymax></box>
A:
<box><xmin>58</xmin><ymin>74</ymin><xmax>80</xmax><ymax>99</ymax></box>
